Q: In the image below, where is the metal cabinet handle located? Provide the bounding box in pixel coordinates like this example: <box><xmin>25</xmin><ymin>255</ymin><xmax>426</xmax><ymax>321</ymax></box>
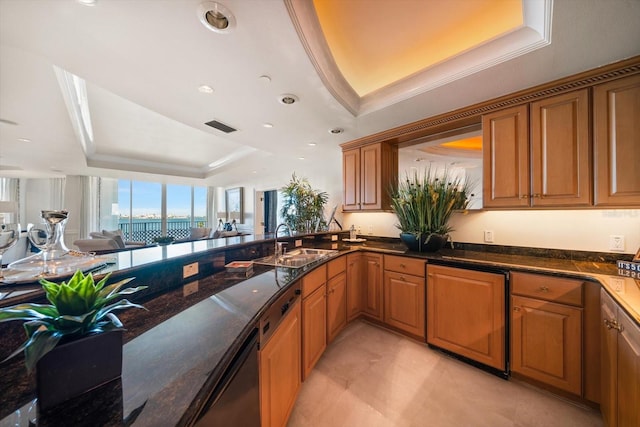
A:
<box><xmin>604</xmin><ymin>319</ymin><xmax>624</xmax><ymax>332</ymax></box>
<box><xmin>400</xmin><ymin>263</ymin><xmax>406</xmax><ymax>268</ymax></box>
<box><xmin>539</xmin><ymin>286</ymin><xmax>549</xmax><ymax>292</ymax></box>
<box><xmin>514</xmin><ymin>306</ymin><xmax>521</xmax><ymax>312</ymax></box>
<box><xmin>520</xmin><ymin>194</ymin><xmax>530</xmax><ymax>199</ymax></box>
<box><xmin>533</xmin><ymin>194</ymin><xmax>541</xmax><ymax>198</ymax></box>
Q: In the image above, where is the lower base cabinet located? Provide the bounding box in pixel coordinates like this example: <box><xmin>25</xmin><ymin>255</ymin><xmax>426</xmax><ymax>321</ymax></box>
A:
<box><xmin>259</xmin><ymin>300</ymin><xmax>301</xmax><ymax>427</ymax></box>
<box><xmin>427</xmin><ymin>265</ymin><xmax>506</xmax><ymax>371</ymax></box>
<box><xmin>601</xmin><ymin>289</ymin><xmax>640</xmax><ymax>427</ymax></box>
<box><xmin>302</xmin><ymin>284</ymin><xmax>327</xmax><ymax>379</ymax></box>
<box><xmin>511</xmin><ymin>295</ymin><xmax>582</xmax><ymax>395</ymax></box>
<box><xmin>327</xmin><ymin>271</ymin><xmax>347</xmax><ymax>344</ymax></box>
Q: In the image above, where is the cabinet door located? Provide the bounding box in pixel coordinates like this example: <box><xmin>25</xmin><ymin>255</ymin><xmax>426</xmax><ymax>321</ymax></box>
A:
<box><xmin>342</xmin><ymin>148</ymin><xmax>360</xmax><ymax>210</ymax></box>
<box><xmin>360</xmin><ymin>143</ymin><xmax>383</xmax><ymax>210</ymax></box>
<box><xmin>601</xmin><ymin>290</ymin><xmax>618</xmax><ymax>427</ymax></box>
<box><xmin>363</xmin><ymin>253</ymin><xmax>383</xmax><ymax>320</ymax></box>
<box><xmin>327</xmin><ymin>271</ymin><xmax>347</xmax><ymax>344</ymax></box>
<box><xmin>482</xmin><ymin>104</ymin><xmax>530</xmax><ymax>208</ymax></box>
<box><xmin>302</xmin><ymin>285</ymin><xmax>327</xmax><ymax>379</ymax></box>
<box><xmin>259</xmin><ymin>300</ymin><xmax>301</xmax><ymax>427</ymax></box>
<box><xmin>511</xmin><ymin>295</ymin><xmax>582</xmax><ymax>395</ymax></box>
<box><xmin>594</xmin><ymin>74</ymin><xmax>640</xmax><ymax>206</ymax></box>
<box><xmin>346</xmin><ymin>253</ymin><xmax>363</xmax><ymax>321</ymax></box>
<box><xmin>617</xmin><ymin>308</ymin><xmax>640</xmax><ymax>427</ymax></box>
<box><xmin>530</xmin><ymin>89</ymin><xmax>591</xmax><ymax>207</ymax></box>
<box><xmin>384</xmin><ymin>271</ymin><xmax>425</xmax><ymax>339</ymax></box>
<box><xmin>427</xmin><ymin>265</ymin><xmax>505</xmax><ymax>370</ymax></box>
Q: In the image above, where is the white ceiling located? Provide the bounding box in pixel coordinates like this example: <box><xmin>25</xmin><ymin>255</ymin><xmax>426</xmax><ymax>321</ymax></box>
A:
<box><xmin>0</xmin><ymin>0</ymin><xmax>639</xmax><ymax>188</ymax></box>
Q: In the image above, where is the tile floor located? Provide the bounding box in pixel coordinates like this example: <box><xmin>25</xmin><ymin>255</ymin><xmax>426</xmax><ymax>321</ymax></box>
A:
<box><xmin>288</xmin><ymin>320</ymin><xmax>603</xmax><ymax>427</ymax></box>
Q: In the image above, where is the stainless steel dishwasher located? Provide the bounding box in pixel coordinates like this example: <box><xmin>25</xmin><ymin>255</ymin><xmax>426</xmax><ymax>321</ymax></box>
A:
<box><xmin>194</xmin><ymin>327</ymin><xmax>260</xmax><ymax>426</ymax></box>
<box><xmin>194</xmin><ymin>283</ymin><xmax>301</xmax><ymax>426</ymax></box>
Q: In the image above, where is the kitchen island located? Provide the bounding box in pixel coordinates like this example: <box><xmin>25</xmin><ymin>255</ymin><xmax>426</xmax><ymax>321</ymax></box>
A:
<box><xmin>0</xmin><ymin>233</ymin><xmax>638</xmax><ymax>426</ymax></box>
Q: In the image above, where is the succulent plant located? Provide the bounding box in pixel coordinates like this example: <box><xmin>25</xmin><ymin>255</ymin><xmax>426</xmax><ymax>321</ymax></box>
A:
<box><xmin>0</xmin><ymin>270</ymin><xmax>146</xmax><ymax>372</ymax></box>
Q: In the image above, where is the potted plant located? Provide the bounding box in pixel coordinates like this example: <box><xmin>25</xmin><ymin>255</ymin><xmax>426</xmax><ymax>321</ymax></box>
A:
<box><xmin>0</xmin><ymin>270</ymin><xmax>147</xmax><ymax>409</ymax></box>
<box><xmin>390</xmin><ymin>167</ymin><xmax>473</xmax><ymax>252</ymax></box>
<box><xmin>280</xmin><ymin>173</ymin><xmax>329</xmax><ymax>234</ymax></box>
<box><xmin>153</xmin><ymin>235</ymin><xmax>175</xmax><ymax>245</ymax></box>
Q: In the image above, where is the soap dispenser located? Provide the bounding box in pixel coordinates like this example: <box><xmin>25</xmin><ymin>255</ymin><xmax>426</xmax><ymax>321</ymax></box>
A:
<box><xmin>349</xmin><ymin>224</ymin><xmax>357</xmax><ymax>240</ymax></box>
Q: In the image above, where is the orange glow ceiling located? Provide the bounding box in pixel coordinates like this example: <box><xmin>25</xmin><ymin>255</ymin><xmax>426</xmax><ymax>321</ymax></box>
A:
<box><xmin>313</xmin><ymin>0</ymin><xmax>524</xmax><ymax>96</ymax></box>
<box><xmin>441</xmin><ymin>136</ymin><xmax>483</xmax><ymax>151</ymax></box>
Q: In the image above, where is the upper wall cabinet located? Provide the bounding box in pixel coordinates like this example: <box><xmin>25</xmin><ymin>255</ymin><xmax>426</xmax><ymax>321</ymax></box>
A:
<box><xmin>483</xmin><ymin>89</ymin><xmax>591</xmax><ymax>208</ymax></box>
<box><xmin>342</xmin><ymin>142</ymin><xmax>397</xmax><ymax>211</ymax></box>
<box><xmin>482</xmin><ymin>104</ymin><xmax>530</xmax><ymax>208</ymax></box>
<box><xmin>593</xmin><ymin>74</ymin><xmax>640</xmax><ymax>207</ymax></box>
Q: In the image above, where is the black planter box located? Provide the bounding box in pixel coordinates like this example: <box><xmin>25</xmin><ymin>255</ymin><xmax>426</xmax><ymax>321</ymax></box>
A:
<box><xmin>36</xmin><ymin>330</ymin><xmax>123</xmax><ymax>410</ymax></box>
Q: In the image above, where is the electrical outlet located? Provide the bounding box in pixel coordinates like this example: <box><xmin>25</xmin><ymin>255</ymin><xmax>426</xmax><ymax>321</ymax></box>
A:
<box><xmin>609</xmin><ymin>235</ymin><xmax>625</xmax><ymax>252</ymax></box>
<box><xmin>183</xmin><ymin>262</ymin><xmax>199</xmax><ymax>278</ymax></box>
<box><xmin>484</xmin><ymin>230</ymin><xmax>494</xmax><ymax>243</ymax></box>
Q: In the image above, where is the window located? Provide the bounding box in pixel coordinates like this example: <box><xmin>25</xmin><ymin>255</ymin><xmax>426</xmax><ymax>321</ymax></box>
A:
<box><xmin>106</xmin><ymin>180</ymin><xmax>209</xmax><ymax>243</ymax></box>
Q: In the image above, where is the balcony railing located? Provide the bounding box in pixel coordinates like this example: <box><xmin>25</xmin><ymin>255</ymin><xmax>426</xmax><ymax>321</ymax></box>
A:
<box><xmin>118</xmin><ymin>220</ymin><xmax>208</xmax><ymax>244</ymax></box>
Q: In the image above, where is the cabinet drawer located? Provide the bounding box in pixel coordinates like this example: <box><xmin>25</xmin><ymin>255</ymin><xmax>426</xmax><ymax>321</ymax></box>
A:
<box><xmin>302</xmin><ymin>265</ymin><xmax>327</xmax><ymax>298</ymax></box>
<box><xmin>511</xmin><ymin>272</ymin><xmax>583</xmax><ymax>306</ymax></box>
<box><xmin>327</xmin><ymin>255</ymin><xmax>346</xmax><ymax>279</ymax></box>
<box><xmin>384</xmin><ymin>255</ymin><xmax>425</xmax><ymax>277</ymax></box>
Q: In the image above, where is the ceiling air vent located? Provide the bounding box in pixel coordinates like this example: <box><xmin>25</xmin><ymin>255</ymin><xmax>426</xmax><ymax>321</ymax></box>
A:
<box><xmin>205</xmin><ymin>120</ymin><xmax>237</xmax><ymax>133</ymax></box>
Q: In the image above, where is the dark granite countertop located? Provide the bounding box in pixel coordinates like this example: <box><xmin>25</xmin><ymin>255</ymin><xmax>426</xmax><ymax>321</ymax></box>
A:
<box><xmin>1</xmin><ymin>234</ymin><xmax>638</xmax><ymax>426</ymax></box>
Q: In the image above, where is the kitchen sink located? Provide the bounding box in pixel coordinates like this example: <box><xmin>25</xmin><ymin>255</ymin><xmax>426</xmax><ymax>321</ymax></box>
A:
<box><xmin>253</xmin><ymin>248</ymin><xmax>338</xmax><ymax>269</ymax></box>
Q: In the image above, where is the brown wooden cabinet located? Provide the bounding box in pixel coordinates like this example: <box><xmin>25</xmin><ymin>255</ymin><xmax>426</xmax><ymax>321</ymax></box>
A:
<box><xmin>383</xmin><ymin>255</ymin><xmax>425</xmax><ymax>339</ymax></box>
<box><xmin>601</xmin><ymin>289</ymin><xmax>640</xmax><ymax>427</ymax></box>
<box><xmin>510</xmin><ymin>272</ymin><xmax>605</xmax><ymax>402</ymax></box>
<box><xmin>483</xmin><ymin>89</ymin><xmax>591</xmax><ymax>208</ymax></box>
<box><xmin>427</xmin><ymin>265</ymin><xmax>506</xmax><ymax>370</ymax></box>
<box><xmin>594</xmin><ymin>74</ymin><xmax>640</xmax><ymax>207</ymax></box>
<box><xmin>482</xmin><ymin>104</ymin><xmax>530</xmax><ymax>208</ymax></box>
<box><xmin>342</xmin><ymin>142</ymin><xmax>397</xmax><ymax>211</ymax></box>
<box><xmin>346</xmin><ymin>252</ymin><xmax>363</xmax><ymax>321</ymax></box>
<box><xmin>326</xmin><ymin>256</ymin><xmax>347</xmax><ymax>344</ymax></box>
<box><xmin>301</xmin><ymin>266</ymin><xmax>327</xmax><ymax>380</ymax></box>
<box><xmin>530</xmin><ymin>89</ymin><xmax>591</xmax><ymax>206</ymax></box>
<box><xmin>511</xmin><ymin>297</ymin><xmax>582</xmax><ymax>394</ymax></box>
<box><xmin>510</xmin><ymin>272</ymin><xmax>584</xmax><ymax>396</ymax></box>
<box><xmin>362</xmin><ymin>252</ymin><xmax>383</xmax><ymax>320</ymax></box>
<box><xmin>259</xmin><ymin>300</ymin><xmax>301</xmax><ymax>427</ymax></box>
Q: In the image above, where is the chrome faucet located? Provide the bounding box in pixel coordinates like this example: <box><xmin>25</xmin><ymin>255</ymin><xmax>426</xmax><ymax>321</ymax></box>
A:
<box><xmin>274</xmin><ymin>223</ymin><xmax>291</xmax><ymax>260</ymax></box>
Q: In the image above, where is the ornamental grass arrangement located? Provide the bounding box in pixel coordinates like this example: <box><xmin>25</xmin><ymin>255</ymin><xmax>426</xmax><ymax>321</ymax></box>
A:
<box><xmin>0</xmin><ymin>270</ymin><xmax>147</xmax><ymax>372</ymax></box>
<box><xmin>390</xmin><ymin>167</ymin><xmax>474</xmax><ymax>251</ymax></box>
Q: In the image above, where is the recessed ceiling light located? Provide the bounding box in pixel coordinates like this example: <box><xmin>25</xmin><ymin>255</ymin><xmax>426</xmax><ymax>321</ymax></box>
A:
<box><xmin>17</xmin><ymin>138</ymin><xmax>31</xmax><ymax>143</ymax></box>
<box><xmin>278</xmin><ymin>94</ymin><xmax>299</xmax><ymax>105</ymax></box>
<box><xmin>258</xmin><ymin>75</ymin><xmax>271</xmax><ymax>83</ymax></box>
<box><xmin>77</xmin><ymin>0</ymin><xmax>97</xmax><ymax>6</ymax></box>
<box><xmin>307</xmin><ymin>142</ymin><xmax>317</xmax><ymax>147</ymax></box>
<box><xmin>329</xmin><ymin>128</ymin><xmax>344</xmax><ymax>134</ymax></box>
<box><xmin>198</xmin><ymin>85</ymin><xmax>214</xmax><ymax>94</ymax></box>
<box><xmin>263</xmin><ymin>123</ymin><xmax>273</xmax><ymax>128</ymax></box>
<box><xmin>198</xmin><ymin>2</ymin><xmax>236</xmax><ymax>34</ymax></box>
<box><xmin>298</xmin><ymin>157</ymin><xmax>305</xmax><ymax>160</ymax></box>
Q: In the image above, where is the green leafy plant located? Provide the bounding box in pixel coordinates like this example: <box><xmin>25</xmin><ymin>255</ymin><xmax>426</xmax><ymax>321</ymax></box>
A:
<box><xmin>0</xmin><ymin>270</ymin><xmax>147</xmax><ymax>372</ymax></box>
<box><xmin>390</xmin><ymin>167</ymin><xmax>474</xmax><ymax>237</ymax></box>
<box><xmin>153</xmin><ymin>235</ymin><xmax>175</xmax><ymax>244</ymax></box>
<box><xmin>280</xmin><ymin>173</ymin><xmax>329</xmax><ymax>234</ymax></box>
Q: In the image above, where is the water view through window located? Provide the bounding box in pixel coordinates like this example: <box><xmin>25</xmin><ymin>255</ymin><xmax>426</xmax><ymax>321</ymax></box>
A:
<box><xmin>116</xmin><ymin>180</ymin><xmax>208</xmax><ymax>243</ymax></box>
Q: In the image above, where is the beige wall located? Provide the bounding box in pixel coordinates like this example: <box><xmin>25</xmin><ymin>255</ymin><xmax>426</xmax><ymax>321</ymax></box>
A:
<box><xmin>344</xmin><ymin>209</ymin><xmax>640</xmax><ymax>255</ymax></box>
